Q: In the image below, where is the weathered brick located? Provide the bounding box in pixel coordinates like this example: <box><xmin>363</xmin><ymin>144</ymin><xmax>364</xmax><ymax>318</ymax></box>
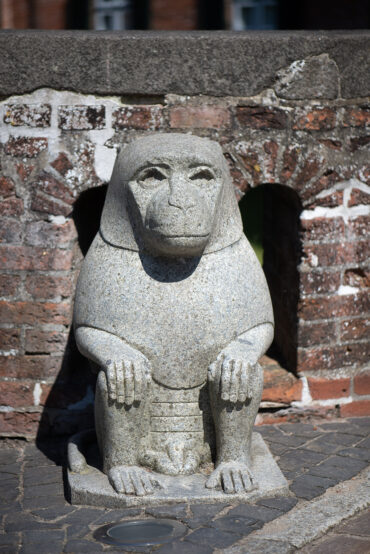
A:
<box><xmin>301</xmin><ymin>217</ymin><xmax>345</xmax><ymax>242</ymax></box>
<box><xmin>306</xmin><ymin>190</ymin><xmax>343</xmax><ymax>209</ymax></box>
<box><xmin>348</xmin><ymin>216</ymin><xmax>370</xmax><ymax>239</ymax></box>
<box><xmin>307</xmin><ymin>377</ymin><xmax>350</xmax><ymax>400</ymax></box>
<box><xmin>4</xmin><ymin>137</ymin><xmax>47</xmax><ymax>157</ymax></box>
<box><xmin>223</xmin><ymin>153</ymin><xmax>249</xmax><ymax>192</ymax></box>
<box><xmin>299</xmin><ymin>292</ymin><xmax>370</xmax><ymax>321</ymax></box>
<box><xmin>343</xmin><ymin>106</ymin><xmax>370</xmax><ymax>128</ymax></box>
<box><xmin>340</xmin><ymin>318</ymin><xmax>370</xmax><ymax>342</ymax></box>
<box><xmin>0</xmin><ymin>197</ymin><xmax>24</xmax><ymax>217</ymax></box>
<box><xmin>318</xmin><ymin>139</ymin><xmax>342</xmax><ymax>150</ymax></box>
<box><xmin>236</xmin><ymin>106</ymin><xmax>287</xmax><ymax>129</ymax></box>
<box><xmin>294</xmin><ymin>156</ymin><xmax>322</xmax><ymax>188</ymax></box>
<box><xmin>0</xmin><ymin>328</ymin><xmax>20</xmax><ymax>351</ymax></box>
<box><xmin>238</xmin><ymin>148</ymin><xmax>262</xmax><ymax>185</ymax></box>
<box><xmin>303</xmin><ymin>171</ymin><xmax>342</xmax><ymax>206</ymax></box>
<box><xmin>170</xmin><ymin>106</ymin><xmax>230</xmax><ymax>129</ymax></box>
<box><xmin>354</xmin><ymin>370</ymin><xmax>370</xmax><ymax>395</ymax></box>
<box><xmin>303</xmin><ymin>241</ymin><xmax>368</xmax><ymax>267</ymax></box>
<box><xmin>4</xmin><ymin>104</ymin><xmax>51</xmax><ymax>128</ymax></box>
<box><xmin>348</xmin><ymin>188</ymin><xmax>370</xmax><ymax>206</ymax></box>
<box><xmin>33</xmin><ymin>172</ymin><xmax>74</xmax><ymax>205</ymax></box>
<box><xmin>16</xmin><ymin>163</ymin><xmax>34</xmax><ymax>182</ymax></box>
<box><xmin>25</xmin><ymin>274</ymin><xmax>73</xmax><ymax>299</ymax></box>
<box><xmin>0</xmin><ymin>410</ymin><xmax>41</xmax><ymax>436</ymax></box>
<box><xmin>280</xmin><ymin>146</ymin><xmax>299</xmax><ymax>183</ymax></box>
<box><xmin>0</xmin><ymin>355</ymin><xmax>63</xmax><ymax>379</ymax></box>
<box><xmin>349</xmin><ymin>136</ymin><xmax>370</xmax><ymax>151</ymax></box>
<box><xmin>298</xmin><ymin>321</ymin><xmax>336</xmax><ymax>347</ymax></box>
<box><xmin>0</xmin><ymin>219</ymin><xmax>22</xmax><ymax>244</ymax></box>
<box><xmin>0</xmin><ymin>176</ymin><xmax>15</xmax><ymax>197</ymax></box>
<box><xmin>344</xmin><ymin>268</ymin><xmax>370</xmax><ymax>288</ymax></box>
<box><xmin>298</xmin><ymin>343</ymin><xmax>370</xmax><ymax>372</ymax></box>
<box><xmin>263</xmin><ymin>140</ymin><xmax>279</xmax><ymax>182</ymax></box>
<box><xmin>293</xmin><ymin>107</ymin><xmax>336</xmax><ymax>130</ymax></box>
<box><xmin>113</xmin><ymin>106</ymin><xmax>163</xmax><ymax>130</ymax></box>
<box><xmin>262</xmin><ymin>364</ymin><xmax>302</xmax><ymax>404</ymax></box>
<box><xmin>300</xmin><ymin>271</ymin><xmax>341</xmax><ymax>295</ymax></box>
<box><xmin>0</xmin><ymin>381</ymin><xmax>34</xmax><ymax>407</ymax></box>
<box><xmin>31</xmin><ymin>192</ymin><xmax>71</xmax><ymax>216</ymax></box>
<box><xmin>25</xmin><ymin>330</ymin><xmax>68</xmax><ymax>354</ymax></box>
<box><xmin>0</xmin><ymin>246</ymin><xmax>73</xmax><ymax>271</ymax></box>
<box><xmin>25</xmin><ymin>220</ymin><xmax>76</xmax><ymax>248</ymax></box>
<box><xmin>340</xmin><ymin>400</ymin><xmax>370</xmax><ymax>417</ymax></box>
<box><xmin>0</xmin><ymin>274</ymin><xmax>21</xmax><ymax>298</ymax></box>
<box><xmin>0</xmin><ymin>301</ymin><xmax>71</xmax><ymax>325</ymax></box>
<box><xmin>58</xmin><ymin>105</ymin><xmax>105</xmax><ymax>130</ymax></box>
<box><xmin>50</xmin><ymin>152</ymin><xmax>73</xmax><ymax>176</ymax></box>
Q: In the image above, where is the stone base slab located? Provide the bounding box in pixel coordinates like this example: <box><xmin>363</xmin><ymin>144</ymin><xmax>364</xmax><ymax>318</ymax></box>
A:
<box><xmin>67</xmin><ymin>433</ymin><xmax>289</xmax><ymax>508</ymax></box>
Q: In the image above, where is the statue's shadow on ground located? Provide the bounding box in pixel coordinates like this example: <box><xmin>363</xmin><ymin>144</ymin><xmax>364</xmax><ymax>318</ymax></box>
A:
<box><xmin>35</xmin><ymin>185</ymin><xmax>109</xmax><ymax>469</ymax></box>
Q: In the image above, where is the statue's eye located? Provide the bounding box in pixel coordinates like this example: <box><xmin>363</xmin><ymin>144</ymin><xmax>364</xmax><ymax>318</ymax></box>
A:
<box><xmin>189</xmin><ymin>168</ymin><xmax>215</xmax><ymax>181</ymax></box>
<box><xmin>139</xmin><ymin>168</ymin><xmax>167</xmax><ymax>185</ymax></box>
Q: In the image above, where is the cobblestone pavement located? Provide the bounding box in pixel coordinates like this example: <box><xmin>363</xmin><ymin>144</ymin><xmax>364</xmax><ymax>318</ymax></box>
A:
<box><xmin>0</xmin><ymin>417</ymin><xmax>369</xmax><ymax>553</ymax></box>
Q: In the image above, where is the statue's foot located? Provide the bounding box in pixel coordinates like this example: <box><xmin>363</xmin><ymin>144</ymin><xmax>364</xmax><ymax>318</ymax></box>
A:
<box><xmin>205</xmin><ymin>462</ymin><xmax>257</xmax><ymax>494</ymax></box>
<box><xmin>108</xmin><ymin>465</ymin><xmax>161</xmax><ymax>496</ymax></box>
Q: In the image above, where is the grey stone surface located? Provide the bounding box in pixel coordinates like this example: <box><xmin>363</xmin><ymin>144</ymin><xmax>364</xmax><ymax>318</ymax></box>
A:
<box><xmin>72</xmin><ymin>133</ymin><xmax>277</xmax><ymax>501</ymax></box>
<box><xmin>274</xmin><ymin>53</ymin><xmax>339</xmax><ymax>99</ymax></box>
<box><xmin>0</xmin><ymin>31</ymin><xmax>369</xmax><ymax>98</ymax></box>
<box><xmin>67</xmin><ymin>433</ymin><xmax>289</xmax><ymax>508</ymax></box>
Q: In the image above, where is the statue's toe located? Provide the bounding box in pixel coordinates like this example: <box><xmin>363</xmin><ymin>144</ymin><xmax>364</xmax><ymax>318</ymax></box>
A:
<box><xmin>108</xmin><ymin>466</ymin><xmax>160</xmax><ymax>495</ymax></box>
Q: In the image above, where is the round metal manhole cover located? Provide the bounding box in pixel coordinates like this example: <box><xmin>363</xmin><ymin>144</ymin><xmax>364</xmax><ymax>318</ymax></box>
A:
<box><xmin>94</xmin><ymin>518</ymin><xmax>187</xmax><ymax>547</ymax></box>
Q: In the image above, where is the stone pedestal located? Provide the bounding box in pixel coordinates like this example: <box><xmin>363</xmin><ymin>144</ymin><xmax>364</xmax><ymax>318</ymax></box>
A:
<box><xmin>67</xmin><ymin>432</ymin><xmax>289</xmax><ymax>508</ymax></box>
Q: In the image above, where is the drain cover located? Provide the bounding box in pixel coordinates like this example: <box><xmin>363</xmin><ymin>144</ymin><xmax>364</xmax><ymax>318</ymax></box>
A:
<box><xmin>94</xmin><ymin>518</ymin><xmax>187</xmax><ymax>547</ymax></box>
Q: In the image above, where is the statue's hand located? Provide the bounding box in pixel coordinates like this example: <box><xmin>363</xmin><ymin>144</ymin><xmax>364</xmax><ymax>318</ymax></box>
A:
<box><xmin>208</xmin><ymin>347</ymin><xmax>257</xmax><ymax>403</ymax></box>
<box><xmin>104</xmin><ymin>351</ymin><xmax>151</xmax><ymax>405</ymax></box>
<box><xmin>206</xmin><ymin>461</ymin><xmax>256</xmax><ymax>494</ymax></box>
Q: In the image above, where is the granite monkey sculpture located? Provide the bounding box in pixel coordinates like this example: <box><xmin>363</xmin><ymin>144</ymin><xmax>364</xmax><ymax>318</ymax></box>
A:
<box><xmin>74</xmin><ymin>134</ymin><xmax>274</xmax><ymax>496</ymax></box>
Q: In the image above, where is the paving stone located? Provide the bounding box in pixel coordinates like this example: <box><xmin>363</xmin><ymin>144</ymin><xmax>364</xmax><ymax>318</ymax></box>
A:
<box><xmin>0</xmin><ymin>463</ymin><xmax>22</xmax><ymax>475</ymax></box>
<box><xmin>23</xmin><ymin>482</ymin><xmax>63</xmax><ymax>498</ymax></box>
<box><xmin>319</xmin><ymin>422</ymin><xmax>369</xmax><ymax>436</ymax></box>
<box><xmin>279</xmin><ymin>423</ymin><xmax>323</xmax><ymax>438</ymax></box>
<box><xmin>305</xmin><ymin>433</ymin><xmax>358</xmax><ymax>454</ymax></box>
<box><xmin>0</xmin><ymin>532</ymin><xmax>19</xmax><ymax>548</ymax></box>
<box><xmin>337</xmin><ymin>447</ymin><xmax>370</xmax><ymax>462</ymax></box>
<box><xmin>185</xmin><ymin>527</ymin><xmax>240</xmax><ymax>548</ymax></box>
<box><xmin>290</xmin><ymin>474</ymin><xmax>337</xmax><ymax>500</ymax></box>
<box><xmin>301</xmin><ymin>534</ymin><xmax>370</xmax><ymax>554</ymax></box>
<box><xmin>5</xmin><ymin>512</ymin><xmax>63</xmax><ymax>533</ymax></box>
<box><xmin>256</xmin><ymin>496</ymin><xmax>298</xmax><ymax>513</ymax></box>
<box><xmin>66</xmin><ymin>523</ymin><xmax>92</xmax><ymax>539</ymax></box>
<box><xmin>336</xmin><ymin>511</ymin><xmax>370</xmax><ymax>536</ymax></box>
<box><xmin>210</xmin><ymin>514</ymin><xmax>262</xmax><ymax>536</ymax></box>
<box><xmin>23</xmin><ymin>465</ymin><xmax>61</xmax><ymax>486</ymax></box>
<box><xmin>277</xmin><ymin>449</ymin><xmax>327</xmax><ymax>471</ymax></box>
<box><xmin>226</xmin><ymin>537</ymin><xmax>295</xmax><ymax>554</ymax></box>
<box><xmin>347</xmin><ymin>417</ymin><xmax>370</xmax><ymax>429</ymax></box>
<box><xmin>145</xmin><ymin>504</ymin><xmax>188</xmax><ymax>519</ymax></box>
<box><xmin>63</xmin><ymin>507</ymin><xmax>103</xmax><ymax>525</ymax></box>
<box><xmin>281</xmin><ymin>468</ymin><xmax>304</xmax><ymax>480</ymax></box>
<box><xmin>356</xmin><ymin>436</ymin><xmax>370</xmax><ymax>449</ymax></box>
<box><xmin>64</xmin><ymin>539</ymin><xmax>104</xmax><ymax>552</ymax></box>
<box><xmin>20</xmin><ymin>541</ymin><xmax>64</xmax><ymax>554</ymax></box>
<box><xmin>93</xmin><ymin>508</ymin><xmax>143</xmax><ymax>525</ymax></box>
<box><xmin>22</xmin><ymin>494</ymin><xmax>68</xmax><ymax>510</ymax></box>
<box><xmin>190</xmin><ymin>503</ymin><xmax>228</xmax><ymax>518</ymax></box>
<box><xmin>156</xmin><ymin>541</ymin><xmax>213</xmax><ymax>553</ymax></box>
<box><xmin>228</xmin><ymin>503</ymin><xmax>282</xmax><ymax>522</ymax></box>
<box><xmin>0</xmin><ymin>450</ymin><xmax>20</xmax><ymax>465</ymax></box>
<box><xmin>30</xmin><ymin>505</ymin><xmax>77</xmax><ymax>520</ymax></box>
<box><xmin>309</xmin><ymin>456</ymin><xmax>367</xmax><ymax>481</ymax></box>
<box><xmin>21</xmin><ymin>529</ymin><xmax>65</xmax><ymax>543</ymax></box>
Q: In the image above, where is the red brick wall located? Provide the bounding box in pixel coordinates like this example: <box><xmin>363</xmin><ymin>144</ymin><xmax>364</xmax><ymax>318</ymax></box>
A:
<box><xmin>149</xmin><ymin>0</ymin><xmax>198</xmax><ymax>29</ymax></box>
<box><xmin>0</xmin><ymin>79</ymin><xmax>369</xmax><ymax>436</ymax></box>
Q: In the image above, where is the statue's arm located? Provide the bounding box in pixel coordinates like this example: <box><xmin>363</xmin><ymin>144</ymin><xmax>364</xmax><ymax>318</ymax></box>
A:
<box><xmin>75</xmin><ymin>326</ymin><xmax>151</xmax><ymax>405</ymax></box>
<box><xmin>208</xmin><ymin>322</ymin><xmax>273</xmax><ymax>403</ymax></box>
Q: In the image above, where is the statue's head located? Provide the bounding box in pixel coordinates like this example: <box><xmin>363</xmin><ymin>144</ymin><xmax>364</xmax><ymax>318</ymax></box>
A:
<box><xmin>100</xmin><ymin>134</ymin><xmax>243</xmax><ymax>258</ymax></box>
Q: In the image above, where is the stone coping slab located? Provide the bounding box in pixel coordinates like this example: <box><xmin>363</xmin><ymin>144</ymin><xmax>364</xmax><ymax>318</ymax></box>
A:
<box><xmin>0</xmin><ymin>30</ymin><xmax>369</xmax><ymax>97</ymax></box>
<box><xmin>67</xmin><ymin>432</ymin><xmax>289</xmax><ymax>508</ymax></box>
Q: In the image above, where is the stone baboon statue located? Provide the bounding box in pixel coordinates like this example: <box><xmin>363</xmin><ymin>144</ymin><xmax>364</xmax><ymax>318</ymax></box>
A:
<box><xmin>74</xmin><ymin>133</ymin><xmax>274</xmax><ymax>497</ymax></box>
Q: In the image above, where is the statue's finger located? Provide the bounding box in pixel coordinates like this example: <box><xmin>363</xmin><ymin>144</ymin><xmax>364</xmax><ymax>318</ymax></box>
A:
<box><xmin>221</xmin><ymin>469</ymin><xmax>234</xmax><ymax>494</ymax></box>
<box><xmin>131</xmin><ymin>470</ymin><xmax>146</xmax><ymax>496</ymax></box>
<box><xmin>134</xmin><ymin>362</ymin><xmax>143</xmax><ymax>402</ymax></box>
<box><xmin>232</xmin><ymin>469</ymin><xmax>244</xmax><ymax>493</ymax></box>
<box><xmin>241</xmin><ymin>469</ymin><xmax>253</xmax><ymax>491</ymax></box>
<box><xmin>106</xmin><ymin>362</ymin><xmax>116</xmax><ymax>401</ymax></box>
<box><xmin>238</xmin><ymin>364</ymin><xmax>249</xmax><ymax>402</ymax></box>
<box><xmin>221</xmin><ymin>358</ymin><xmax>232</xmax><ymax>401</ymax></box>
<box><xmin>141</xmin><ymin>471</ymin><xmax>153</xmax><ymax>494</ymax></box>
<box><xmin>143</xmin><ymin>360</ymin><xmax>151</xmax><ymax>388</ymax></box>
<box><xmin>116</xmin><ymin>361</ymin><xmax>125</xmax><ymax>403</ymax></box>
<box><xmin>121</xmin><ymin>469</ymin><xmax>134</xmax><ymax>495</ymax></box>
<box><xmin>109</xmin><ymin>468</ymin><xmax>123</xmax><ymax>493</ymax></box>
<box><xmin>230</xmin><ymin>360</ymin><xmax>241</xmax><ymax>403</ymax></box>
<box><xmin>124</xmin><ymin>361</ymin><xmax>135</xmax><ymax>405</ymax></box>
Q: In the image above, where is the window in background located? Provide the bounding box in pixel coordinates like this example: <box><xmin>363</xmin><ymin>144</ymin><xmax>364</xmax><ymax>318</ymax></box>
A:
<box><xmin>232</xmin><ymin>0</ymin><xmax>278</xmax><ymax>30</ymax></box>
<box><xmin>93</xmin><ymin>0</ymin><xmax>133</xmax><ymax>30</ymax></box>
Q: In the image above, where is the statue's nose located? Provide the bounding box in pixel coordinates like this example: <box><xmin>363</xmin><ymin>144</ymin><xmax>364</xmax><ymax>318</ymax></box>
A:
<box><xmin>168</xmin><ymin>175</ymin><xmax>196</xmax><ymax>211</ymax></box>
